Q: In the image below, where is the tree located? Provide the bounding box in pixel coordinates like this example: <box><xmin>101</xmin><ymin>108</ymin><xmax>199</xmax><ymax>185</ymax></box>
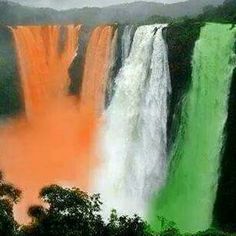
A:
<box><xmin>106</xmin><ymin>209</ymin><xmax>152</xmax><ymax>236</ymax></box>
<box><xmin>0</xmin><ymin>171</ymin><xmax>21</xmax><ymax>236</ymax></box>
<box><xmin>20</xmin><ymin>185</ymin><xmax>105</xmax><ymax>236</ymax></box>
<box><xmin>20</xmin><ymin>185</ymin><xmax>153</xmax><ymax>236</ymax></box>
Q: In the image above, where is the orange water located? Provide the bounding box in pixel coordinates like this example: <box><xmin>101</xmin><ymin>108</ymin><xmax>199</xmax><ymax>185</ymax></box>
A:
<box><xmin>0</xmin><ymin>24</ymin><xmax>114</xmax><ymax>223</ymax></box>
<box><xmin>11</xmin><ymin>25</ymin><xmax>79</xmax><ymax>118</ymax></box>
<box><xmin>80</xmin><ymin>25</ymin><xmax>114</xmax><ymax>115</ymax></box>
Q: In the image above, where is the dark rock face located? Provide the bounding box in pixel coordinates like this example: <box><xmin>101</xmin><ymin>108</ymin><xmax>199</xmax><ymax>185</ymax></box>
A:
<box><xmin>0</xmin><ymin>26</ymin><xmax>24</xmax><ymax>117</ymax></box>
<box><xmin>104</xmin><ymin>25</ymin><xmax>136</xmax><ymax>107</ymax></box>
<box><xmin>165</xmin><ymin>20</ymin><xmax>203</xmax><ymax>149</ymax></box>
<box><xmin>213</xmin><ymin>43</ymin><xmax>236</xmax><ymax>233</ymax></box>
<box><xmin>69</xmin><ymin>25</ymin><xmax>92</xmax><ymax>96</ymax></box>
<box><xmin>104</xmin><ymin>25</ymin><xmax>124</xmax><ymax>107</ymax></box>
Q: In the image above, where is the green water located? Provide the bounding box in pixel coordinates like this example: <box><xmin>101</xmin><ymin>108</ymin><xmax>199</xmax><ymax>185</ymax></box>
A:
<box><xmin>150</xmin><ymin>23</ymin><xmax>236</xmax><ymax>233</ymax></box>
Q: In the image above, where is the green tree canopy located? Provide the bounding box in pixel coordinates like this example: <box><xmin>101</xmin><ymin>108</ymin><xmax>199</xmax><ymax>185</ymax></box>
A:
<box><xmin>20</xmin><ymin>185</ymin><xmax>151</xmax><ymax>236</ymax></box>
<box><xmin>0</xmin><ymin>171</ymin><xmax>21</xmax><ymax>236</ymax></box>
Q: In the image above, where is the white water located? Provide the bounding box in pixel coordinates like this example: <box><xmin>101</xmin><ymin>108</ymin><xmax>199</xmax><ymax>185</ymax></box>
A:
<box><xmin>129</xmin><ymin>25</ymin><xmax>171</xmax><ymax>200</ymax></box>
<box><xmin>95</xmin><ymin>24</ymin><xmax>171</xmax><ymax>219</ymax></box>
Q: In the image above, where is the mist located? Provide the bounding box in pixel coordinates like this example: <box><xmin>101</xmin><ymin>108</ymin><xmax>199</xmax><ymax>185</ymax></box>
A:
<box><xmin>6</xmin><ymin>0</ymin><xmax>187</xmax><ymax>10</ymax></box>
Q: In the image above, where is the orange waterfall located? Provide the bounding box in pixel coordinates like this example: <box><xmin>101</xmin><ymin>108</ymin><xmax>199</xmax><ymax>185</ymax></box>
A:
<box><xmin>11</xmin><ymin>25</ymin><xmax>79</xmax><ymax>118</ymax></box>
<box><xmin>0</xmin><ymin>24</ymin><xmax>115</xmax><ymax>223</ymax></box>
<box><xmin>0</xmin><ymin>25</ymin><xmax>94</xmax><ymax>223</ymax></box>
<box><xmin>80</xmin><ymin>25</ymin><xmax>114</xmax><ymax>115</ymax></box>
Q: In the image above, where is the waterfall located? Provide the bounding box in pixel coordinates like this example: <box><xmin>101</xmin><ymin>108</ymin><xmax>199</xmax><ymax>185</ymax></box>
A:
<box><xmin>11</xmin><ymin>25</ymin><xmax>79</xmax><ymax>119</ymax></box>
<box><xmin>150</xmin><ymin>23</ymin><xmax>236</xmax><ymax>233</ymax></box>
<box><xmin>129</xmin><ymin>25</ymin><xmax>171</xmax><ymax>201</ymax></box>
<box><xmin>7</xmin><ymin>25</ymin><xmax>100</xmax><ymax>223</ymax></box>
<box><xmin>7</xmin><ymin>21</ymin><xmax>236</xmax><ymax>231</ymax></box>
<box><xmin>80</xmin><ymin>25</ymin><xmax>114</xmax><ymax>115</ymax></box>
<box><xmin>94</xmin><ymin>24</ymin><xmax>170</xmax><ymax>218</ymax></box>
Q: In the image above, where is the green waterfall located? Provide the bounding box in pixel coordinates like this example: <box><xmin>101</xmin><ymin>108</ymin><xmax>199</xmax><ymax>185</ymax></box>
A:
<box><xmin>150</xmin><ymin>23</ymin><xmax>236</xmax><ymax>233</ymax></box>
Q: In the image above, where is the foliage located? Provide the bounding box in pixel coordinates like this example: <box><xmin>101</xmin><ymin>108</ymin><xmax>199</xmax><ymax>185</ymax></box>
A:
<box><xmin>19</xmin><ymin>185</ymin><xmax>152</xmax><ymax>236</ymax></box>
<box><xmin>0</xmin><ymin>179</ymin><xmax>232</xmax><ymax>236</ymax></box>
<box><xmin>194</xmin><ymin>228</ymin><xmax>229</xmax><ymax>236</ymax></box>
<box><xmin>106</xmin><ymin>209</ymin><xmax>152</xmax><ymax>236</ymax></box>
<box><xmin>198</xmin><ymin>0</ymin><xmax>236</xmax><ymax>24</ymax></box>
<box><xmin>140</xmin><ymin>15</ymin><xmax>172</xmax><ymax>25</ymax></box>
<box><xmin>19</xmin><ymin>185</ymin><xmax>104</xmax><ymax>236</ymax></box>
<box><xmin>0</xmin><ymin>171</ymin><xmax>21</xmax><ymax>236</ymax></box>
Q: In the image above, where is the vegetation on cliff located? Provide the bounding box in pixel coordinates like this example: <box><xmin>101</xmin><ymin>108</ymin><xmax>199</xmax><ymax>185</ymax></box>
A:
<box><xmin>0</xmin><ymin>173</ymin><xmax>229</xmax><ymax>236</ymax></box>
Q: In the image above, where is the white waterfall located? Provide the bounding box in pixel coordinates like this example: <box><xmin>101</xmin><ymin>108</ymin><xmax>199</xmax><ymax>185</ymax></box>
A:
<box><xmin>94</xmin><ymin>24</ymin><xmax>171</xmax><ymax>219</ymax></box>
<box><xmin>128</xmin><ymin>25</ymin><xmax>171</xmax><ymax>200</ymax></box>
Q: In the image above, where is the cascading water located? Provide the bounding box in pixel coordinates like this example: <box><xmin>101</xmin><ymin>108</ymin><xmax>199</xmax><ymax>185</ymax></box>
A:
<box><xmin>94</xmin><ymin>24</ymin><xmax>170</xmax><ymax>218</ymax></box>
<box><xmin>80</xmin><ymin>25</ymin><xmax>114</xmax><ymax>115</ymax></box>
<box><xmin>150</xmin><ymin>23</ymin><xmax>236</xmax><ymax>233</ymax></box>
<box><xmin>4</xmin><ymin>25</ymin><xmax>99</xmax><ymax>223</ymax></box>
<box><xmin>11</xmin><ymin>25</ymin><xmax>79</xmax><ymax>118</ymax></box>
<box><xmin>3</xmin><ymin>20</ymin><xmax>235</xmax><ymax>232</ymax></box>
<box><xmin>130</xmin><ymin>25</ymin><xmax>171</xmax><ymax>201</ymax></box>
